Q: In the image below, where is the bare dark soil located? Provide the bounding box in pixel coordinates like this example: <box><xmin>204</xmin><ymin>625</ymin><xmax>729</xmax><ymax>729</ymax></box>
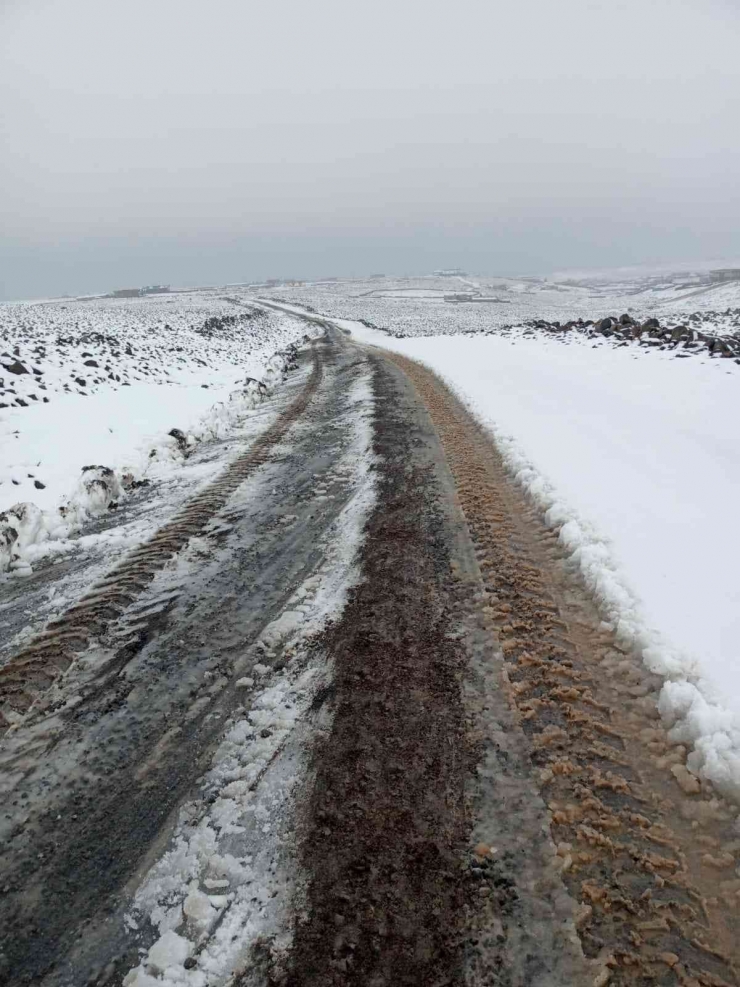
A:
<box><xmin>283</xmin><ymin>355</ymin><xmax>474</xmax><ymax>987</ymax></box>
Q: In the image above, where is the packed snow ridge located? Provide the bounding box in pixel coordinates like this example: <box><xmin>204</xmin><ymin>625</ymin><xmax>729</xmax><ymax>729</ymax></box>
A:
<box><xmin>0</xmin><ymin>292</ymin><xmax>319</xmax><ymax>574</ymax></box>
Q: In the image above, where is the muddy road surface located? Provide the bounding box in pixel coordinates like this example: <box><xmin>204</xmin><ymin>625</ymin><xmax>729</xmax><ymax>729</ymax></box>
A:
<box><xmin>0</xmin><ymin>325</ymin><xmax>738</xmax><ymax>987</ymax></box>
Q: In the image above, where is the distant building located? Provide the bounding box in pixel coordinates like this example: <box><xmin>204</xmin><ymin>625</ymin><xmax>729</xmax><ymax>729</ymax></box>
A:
<box><xmin>444</xmin><ymin>294</ymin><xmax>508</xmax><ymax>304</ymax></box>
<box><xmin>434</xmin><ymin>269</ymin><xmax>467</xmax><ymax>277</ymax></box>
<box><xmin>711</xmin><ymin>269</ymin><xmax>740</xmax><ymax>283</ymax></box>
<box><xmin>142</xmin><ymin>285</ymin><xmax>170</xmax><ymax>294</ymax></box>
<box><xmin>111</xmin><ymin>288</ymin><xmax>142</xmax><ymax>298</ymax></box>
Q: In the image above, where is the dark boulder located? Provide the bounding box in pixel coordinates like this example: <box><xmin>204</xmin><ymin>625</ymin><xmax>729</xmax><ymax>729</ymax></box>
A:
<box><xmin>1</xmin><ymin>359</ymin><xmax>29</xmax><ymax>376</ymax></box>
<box><xmin>168</xmin><ymin>428</ymin><xmax>189</xmax><ymax>454</ymax></box>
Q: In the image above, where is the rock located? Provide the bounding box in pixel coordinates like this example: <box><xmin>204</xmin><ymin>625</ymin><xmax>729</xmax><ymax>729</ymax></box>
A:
<box><xmin>671</xmin><ymin>763</ymin><xmax>701</xmax><ymax>795</ymax></box>
<box><xmin>0</xmin><ymin>514</ymin><xmax>20</xmax><ymax>572</ymax></box>
<box><xmin>701</xmin><ymin>851</ymin><xmax>735</xmax><ymax>869</ymax></box>
<box><xmin>473</xmin><ymin>842</ymin><xmax>496</xmax><ymax>859</ymax></box>
<box><xmin>574</xmin><ymin>903</ymin><xmax>592</xmax><ymax>928</ymax></box>
<box><xmin>83</xmin><ymin>359</ymin><xmax>99</xmax><ymax>367</ymax></box>
<box><xmin>168</xmin><ymin>428</ymin><xmax>189</xmax><ymax>454</ymax></box>
<box><xmin>619</xmin><ymin>313</ymin><xmax>633</xmax><ymax>325</ymax></box>
<box><xmin>72</xmin><ymin>465</ymin><xmax>123</xmax><ymax>515</ymax></box>
<box><xmin>33</xmin><ymin>480</ymin><xmax>45</xmax><ymax>490</ymax></box>
<box><xmin>1</xmin><ymin>360</ymin><xmax>29</xmax><ymax>376</ymax></box>
<box><xmin>74</xmin><ymin>377</ymin><xmax>86</xmax><ymax>387</ymax></box>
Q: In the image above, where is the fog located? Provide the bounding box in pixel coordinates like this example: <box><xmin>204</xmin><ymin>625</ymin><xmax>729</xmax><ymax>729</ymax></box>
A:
<box><xmin>1</xmin><ymin>0</ymin><xmax>739</xmax><ymax>299</ymax></box>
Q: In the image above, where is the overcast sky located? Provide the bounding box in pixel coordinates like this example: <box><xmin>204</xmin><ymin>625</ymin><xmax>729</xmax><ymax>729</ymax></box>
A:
<box><xmin>1</xmin><ymin>0</ymin><xmax>739</xmax><ymax>299</ymax></box>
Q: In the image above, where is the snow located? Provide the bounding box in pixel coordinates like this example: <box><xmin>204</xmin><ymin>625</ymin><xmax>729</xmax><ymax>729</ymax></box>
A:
<box><xmin>340</xmin><ymin>315</ymin><xmax>740</xmax><ymax>802</ymax></box>
<box><xmin>256</xmin><ymin>269</ymin><xmax>740</xmax><ymax>342</ymax></box>
<box><xmin>144</xmin><ymin>931</ymin><xmax>192</xmax><ymax>974</ymax></box>
<box><xmin>0</xmin><ymin>292</ymin><xmax>317</xmax><ymax>574</ymax></box>
<box><xmin>1</xmin><ymin>376</ymin><xmax>231</xmax><ymax>513</ymax></box>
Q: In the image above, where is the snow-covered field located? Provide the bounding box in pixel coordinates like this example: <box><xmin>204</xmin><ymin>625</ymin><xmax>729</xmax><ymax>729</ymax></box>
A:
<box><xmin>0</xmin><ymin>292</ymin><xmax>315</xmax><ymax>574</ymax></box>
<box><xmin>258</xmin><ymin>269</ymin><xmax>740</xmax><ymax>801</ymax></box>
<box><xmin>261</xmin><ymin>268</ymin><xmax>740</xmax><ymax>348</ymax></box>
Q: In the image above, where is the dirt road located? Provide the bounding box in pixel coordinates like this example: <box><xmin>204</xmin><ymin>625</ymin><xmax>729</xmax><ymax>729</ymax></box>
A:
<box><xmin>0</xmin><ymin>325</ymin><xmax>738</xmax><ymax>986</ymax></box>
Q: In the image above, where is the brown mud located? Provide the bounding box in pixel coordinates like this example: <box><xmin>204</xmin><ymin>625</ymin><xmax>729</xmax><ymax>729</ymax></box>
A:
<box><xmin>383</xmin><ymin>350</ymin><xmax>740</xmax><ymax>987</ymax></box>
<box><xmin>282</xmin><ymin>354</ymin><xmax>475</xmax><ymax>986</ymax></box>
<box><xmin>281</xmin><ymin>348</ymin><xmax>592</xmax><ymax>987</ymax></box>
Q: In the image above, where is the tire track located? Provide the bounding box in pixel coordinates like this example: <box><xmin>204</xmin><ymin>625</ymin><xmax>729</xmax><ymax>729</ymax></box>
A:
<box><xmin>0</xmin><ymin>347</ymin><xmax>323</xmax><ymax>736</ymax></box>
<box><xmin>386</xmin><ymin>352</ymin><xmax>740</xmax><ymax>987</ymax></box>
<box><xmin>281</xmin><ymin>352</ymin><xmax>475</xmax><ymax>987</ymax></box>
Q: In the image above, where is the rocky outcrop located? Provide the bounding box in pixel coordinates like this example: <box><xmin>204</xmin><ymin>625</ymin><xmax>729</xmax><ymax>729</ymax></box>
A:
<box><xmin>464</xmin><ymin>308</ymin><xmax>740</xmax><ymax>362</ymax></box>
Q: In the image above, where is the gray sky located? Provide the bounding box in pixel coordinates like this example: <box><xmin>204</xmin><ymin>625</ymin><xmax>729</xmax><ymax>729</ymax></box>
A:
<box><xmin>1</xmin><ymin>0</ymin><xmax>739</xmax><ymax>299</ymax></box>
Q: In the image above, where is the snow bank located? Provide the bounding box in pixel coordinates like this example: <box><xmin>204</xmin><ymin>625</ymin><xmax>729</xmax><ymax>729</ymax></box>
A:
<box><xmin>0</xmin><ymin>339</ymin><xmax>308</xmax><ymax>575</ymax></box>
<box><xmin>345</xmin><ymin>319</ymin><xmax>740</xmax><ymax>803</ymax></box>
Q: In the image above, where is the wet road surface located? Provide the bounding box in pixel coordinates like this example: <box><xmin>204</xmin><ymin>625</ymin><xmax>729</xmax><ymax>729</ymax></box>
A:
<box><xmin>1</xmin><ymin>325</ymin><xmax>738</xmax><ymax>987</ymax></box>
